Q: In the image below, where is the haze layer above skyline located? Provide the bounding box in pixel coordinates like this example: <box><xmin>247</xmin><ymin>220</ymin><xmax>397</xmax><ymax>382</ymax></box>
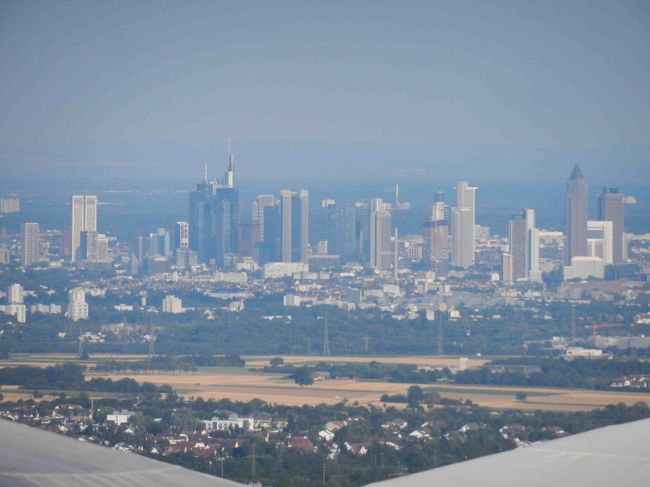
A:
<box><xmin>1</xmin><ymin>0</ymin><xmax>649</xmax><ymax>182</ymax></box>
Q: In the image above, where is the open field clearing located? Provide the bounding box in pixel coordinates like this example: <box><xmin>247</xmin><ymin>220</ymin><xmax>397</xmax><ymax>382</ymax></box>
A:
<box><xmin>91</xmin><ymin>369</ymin><xmax>650</xmax><ymax>412</ymax></box>
<box><xmin>421</xmin><ymin>384</ymin><xmax>650</xmax><ymax>412</ymax></box>
<box><xmin>3</xmin><ymin>354</ymin><xmax>648</xmax><ymax>411</ymax></box>
<box><xmin>1</xmin><ymin>353</ymin><xmax>487</xmax><ymax>369</ymax></box>
<box><xmin>93</xmin><ymin>371</ymin><xmax>408</xmax><ymax>406</ymax></box>
<box><xmin>243</xmin><ymin>354</ymin><xmax>487</xmax><ymax>369</ymax></box>
<box><xmin>0</xmin><ymin>385</ymin><xmax>57</xmax><ymax>402</ymax></box>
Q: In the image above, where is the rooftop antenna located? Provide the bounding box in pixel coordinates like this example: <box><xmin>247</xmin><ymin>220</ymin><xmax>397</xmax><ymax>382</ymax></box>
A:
<box><xmin>227</xmin><ymin>139</ymin><xmax>234</xmax><ymax>169</ymax></box>
<box><xmin>203</xmin><ymin>162</ymin><xmax>208</xmax><ymax>183</ymax></box>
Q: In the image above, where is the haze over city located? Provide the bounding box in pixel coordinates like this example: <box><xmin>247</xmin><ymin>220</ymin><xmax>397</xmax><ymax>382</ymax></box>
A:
<box><xmin>1</xmin><ymin>0</ymin><xmax>650</xmax><ymax>183</ymax></box>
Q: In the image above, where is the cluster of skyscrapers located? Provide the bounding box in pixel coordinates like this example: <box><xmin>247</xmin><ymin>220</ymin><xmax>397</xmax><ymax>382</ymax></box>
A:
<box><xmin>11</xmin><ymin>147</ymin><xmax>626</xmax><ymax>285</ymax></box>
<box><xmin>562</xmin><ymin>164</ymin><xmax>625</xmax><ymax>280</ymax></box>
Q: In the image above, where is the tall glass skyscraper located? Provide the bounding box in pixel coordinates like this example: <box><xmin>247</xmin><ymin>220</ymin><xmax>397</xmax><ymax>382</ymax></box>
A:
<box><xmin>565</xmin><ymin>164</ymin><xmax>588</xmax><ymax>265</ymax></box>
<box><xmin>598</xmin><ymin>187</ymin><xmax>625</xmax><ymax>263</ymax></box>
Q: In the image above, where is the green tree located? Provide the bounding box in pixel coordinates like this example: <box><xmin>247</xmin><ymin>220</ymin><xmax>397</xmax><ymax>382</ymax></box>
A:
<box><xmin>516</xmin><ymin>391</ymin><xmax>528</xmax><ymax>402</ymax></box>
<box><xmin>270</xmin><ymin>357</ymin><xmax>285</xmax><ymax>367</ymax></box>
<box><xmin>407</xmin><ymin>385</ymin><xmax>424</xmax><ymax>407</ymax></box>
<box><xmin>292</xmin><ymin>367</ymin><xmax>314</xmax><ymax>386</ymax></box>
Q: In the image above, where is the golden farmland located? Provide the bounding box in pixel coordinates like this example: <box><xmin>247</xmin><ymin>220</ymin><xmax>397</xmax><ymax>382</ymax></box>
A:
<box><xmin>2</xmin><ymin>353</ymin><xmax>648</xmax><ymax>412</ymax></box>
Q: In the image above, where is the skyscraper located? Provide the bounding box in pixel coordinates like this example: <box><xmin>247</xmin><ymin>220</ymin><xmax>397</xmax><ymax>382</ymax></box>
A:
<box><xmin>369</xmin><ymin>198</ymin><xmax>392</xmax><ymax>270</ymax></box>
<box><xmin>70</xmin><ymin>195</ymin><xmax>97</xmax><ymax>262</ymax></box>
<box><xmin>598</xmin><ymin>188</ymin><xmax>625</xmax><ymax>264</ymax></box>
<box><xmin>188</xmin><ymin>150</ymin><xmax>240</xmax><ymax>267</ymax></box>
<box><xmin>524</xmin><ymin>209</ymin><xmax>541</xmax><ymax>281</ymax></box>
<box><xmin>327</xmin><ymin>203</ymin><xmax>357</xmax><ymax>261</ymax></box>
<box><xmin>423</xmin><ymin>202</ymin><xmax>448</xmax><ymax>276</ymax></box>
<box><xmin>149</xmin><ymin>228</ymin><xmax>171</xmax><ymax>257</ymax></box>
<box><xmin>451</xmin><ymin>181</ymin><xmax>476</xmax><ymax>268</ymax></box>
<box><xmin>565</xmin><ymin>164</ymin><xmax>587</xmax><ymax>265</ymax></box>
<box><xmin>175</xmin><ymin>221</ymin><xmax>189</xmax><ymax>250</ymax></box>
<box><xmin>21</xmin><ymin>222</ymin><xmax>39</xmax><ymax>268</ymax></box>
<box><xmin>587</xmin><ymin>220</ymin><xmax>613</xmax><ymax>264</ymax></box>
<box><xmin>252</xmin><ymin>195</ymin><xmax>278</xmax><ymax>235</ymax></box>
<box><xmin>260</xmin><ymin>203</ymin><xmax>282</xmax><ymax>263</ymax></box>
<box><xmin>280</xmin><ymin>189</ymin><xmax>309</xmax><ymax>263</ymax></box>
<box><xmin>80</xmin><ymin>232</ymin><xmax>109</xmax><ymax>262</ymax></box>
<box><xmin>508</xmin><ymin>213</ymin><xmax>528</xmax><ymax>281</ymax></box>
<box><xmin>505</xmin><ymin>209</ymin><xmax>540</xmax><ymax>282</ymax></box>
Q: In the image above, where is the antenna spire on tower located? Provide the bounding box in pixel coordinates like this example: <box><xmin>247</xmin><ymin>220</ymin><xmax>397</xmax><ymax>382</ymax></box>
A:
<box><xmin>203</xmin><ymin>162</ymin><xmax>208</xmax><ymax>183</ymax></box>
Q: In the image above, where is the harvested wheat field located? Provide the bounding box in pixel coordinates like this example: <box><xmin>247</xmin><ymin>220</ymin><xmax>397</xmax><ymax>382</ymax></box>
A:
<box><xmin>91</xmin><ymin>369</ymin><xmax>650</xmax><ymax>411</ymax></box>
<box><xmin>244</xmin><ymin>354</ymin><xmax>487</xmax><ymax>369</ymax></box>
<box><xmin>92</xmin><ymin>370</ymin><xmax>410</xmax><ymax>406</ymax></box>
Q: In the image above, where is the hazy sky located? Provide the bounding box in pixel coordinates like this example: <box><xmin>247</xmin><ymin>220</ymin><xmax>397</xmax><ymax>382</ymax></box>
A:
<box><xmin>1</xmin><ymin>0</ymin><xmax>649</xmax><ymax>182</ymax></box>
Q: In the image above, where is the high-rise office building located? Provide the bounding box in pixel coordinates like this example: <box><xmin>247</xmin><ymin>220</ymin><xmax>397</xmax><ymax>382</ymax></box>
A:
<box><xmin>149</xmin><ymin>228</ymin><xmax>171</xmax><ymax>257</ymax></box>
<box><xmin>598</xmin><ymin>188</ymin><xmax>625</xmax><ymax>264</ymax></box>
<box><xmin>71</xmin><ymin>195</ymin><xmax>97</xmax><ymax>262</ymax></box>
<box><xmin>502</xmin><ymin>252</ymin><xmax>513</xmax><ymax>282</ymax></box>
<box><xmin>451</xmin><ymin>181</ymin><xmax>477</xmax><ymax>268</ymax></box>
<box><xmin>565</xmin><ymin>164</ymin><xmax>587</xmax><ymax>265</ymax></box>
<box><xmin>524</xmin><ymin>209</ymin><xmax>541</xmax><ymax>281</ymax></box>
<box><xmin>237</xmin><ymin>222</ymin><xmax>262</xmax><ymax>259</ymax></box>
<box><xmin>587</xmin><ymin>220</ymin><xmax>613</xmax><ymax>264</ymax></box>
<box><xmin>189</xmin><ymin>151</ymin><xmax>240</xmax><ymax>267</ymax></box>
<box><xmin>505</xmin><ymin>209</ymin><xmax>541</xmax><ymax>282</ymax></box>
<box><xmin>423</xmin><ymin>202</ymin><xmax>449</xmax><ymax>276</ymax></box>
<box><xmin>252</xmin><ymin>195</ymin><xmax>278</xmax><ymax>235</ymax></box>
<box><xmin>175</xmin><ymin>221</ymin><xmax>189</xmax><ymax>250</ymax></box>
<box><xmin>327</xmin><ymin>204</ymin><xmax>357</xmax><ymax>261</ymax></box>
<box><xmin>279</xmin><ymin>189</ymin><xmax>309</xmax><ymax>263</ymax></box>
<box><xmin>508</xmin><ymin>213</ymin><xmax>528</xmax><ymax>281</ymax></box>
<box><xmin>369</xmin><ymin>198</ymin><xmax>392</xmax><ymax>270</ymax></box>
<box><xmin>451</xmin><ymin>207</ymin><xmax>473</xmax><ymax>268</ymax></box>
<box><xmin>260</xmin><ymin>203</ymin><xmax>282</xmax><ymax>263</ymax></box>
<box><xmin>21</xmin><ymin>222</ymin><xmax>40</xmax><ymax>267</ymax></box>
<box><xmin>67</xmin><ymin>287</ymin><xmax>88</xmax><ymax>321</ymax></box>
<box><xmin>80</xmin><ymin>232</ymin><xmax>109</xmax><ymax>262</ymax></box>
<box><xmin>354</xmin><ymin>202</ymin><xmax>371</xmax><ymax>263</ymax></box>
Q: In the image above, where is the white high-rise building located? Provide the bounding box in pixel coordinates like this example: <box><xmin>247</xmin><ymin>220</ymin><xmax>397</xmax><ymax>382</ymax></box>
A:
<box><xmin>587</xmin><ymin>220</ymin><xmax>614</xmax><ymax>265</ymax></box>
<box><xmin>451</xmin><ymin>181</ymin><xmax>477</xmax><ymax>268</ymax></box>
<box><xmin>67</xmin><ymin>287</ymin><xmax>89</xmax><ymax>321</ymax></box>
<box><xmin>504</xmin><ymin>209</ymin><xmax>541</xmax><ymax>283</ymax></box>
<box><xmin>21</xmin><ymin>222</ymin><xmax>40</xmax><ymax>268</ymax></box>
<box><xmin>71</xmin><ymin>195</ymin><xmax>98</xmax><ymax>262</ymax></box>
<box><xmin>3</xmin><ymin>284</ymin><xmax>26</xmax><ymax>323</ymax></box>
<box><xmin>175</xmin><ymin>221</ymin><xmax>189</xmax><ymax>249</ymax></box>
<box><xmin>162</xmin><ymin>295</ymin><xmax>183</xmax><ymax>314</ymax></box>
<box><xmin>8</xmin><ymin>284</ymin><xmax>24</xmax><ymax>304</ymax></box>
<box><xmin>369</xmin><ymin>198</ymin><xmax>392</xmax><ymax>270</ymax></box>
<box><xmin>525</xmin><ymin>209</ymin><xmax>541</xmax><ymax>281</ymax></box>
<box><xmin>451</xmin><ymin>207</ymin><xmax>473</xmax><ymax>268</ymax></box>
